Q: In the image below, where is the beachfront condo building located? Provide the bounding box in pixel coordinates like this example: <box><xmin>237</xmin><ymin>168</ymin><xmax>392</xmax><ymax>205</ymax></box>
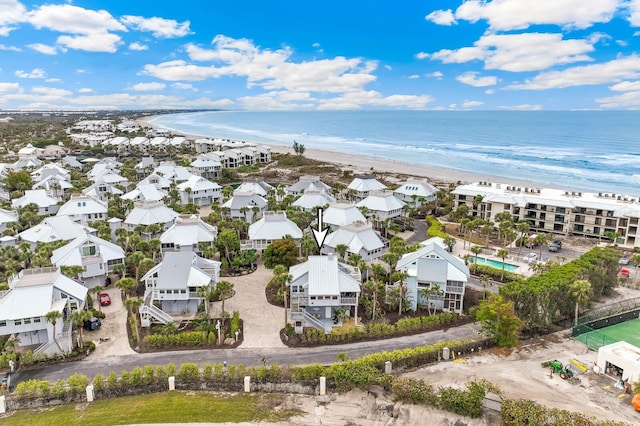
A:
<box><xmin>453</xmin><ymin>182</ymin><xmax>640</xmax><ymax>247</ymax></box>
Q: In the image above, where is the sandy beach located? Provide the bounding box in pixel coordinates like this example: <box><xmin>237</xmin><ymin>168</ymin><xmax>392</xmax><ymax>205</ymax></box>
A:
<box><xmin>139</xmin><ymin>115</ymin><xmax>552</xmax><ymax>189</ymax></box>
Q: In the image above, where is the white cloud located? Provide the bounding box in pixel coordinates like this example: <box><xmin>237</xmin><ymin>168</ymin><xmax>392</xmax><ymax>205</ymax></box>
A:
<box><xmin>454</xmin><ymin>0</ymin><xmax>618</xmax><ymax>31</ymax></box>
<box><xmin>506</xmin><ymin>55</ymin><xmax>640</xmax><ymax>90</ymax></box>
<box><xmin>456</xmin><ymin>72</ymin><xmax>498</xmax><ymax>87</ymax></box>
<box><xmin>78</xmin><ymin>88</ymin><xmax>93</xmax><ymax>93</ymax></box>
<box><xmin>0</xmin><ymin>44</ymin><xmax>20</xmax><ymax>52</ymax></box>
<box><xmin>415</xmin><ymin>52</ymin><xmax>429</xmax><ymax>60</ymax></box>
<box><xmin>144</xmin><ymin>35</ymin><xmax>379</xmax><ymax>95</ymax></box>
<box><xmin>426</xmin><ymin>9</ymin><xmax>457</xmax><ymax>26</ymax></box>
<box><xmin>57</xmin><ymin>33</ymin><xmax>122</xmax><ymax>53</ymax></box>
<box><xmin>31</xmin><ymin>86</ymin><xmax>72</xmax><ymax>96</ymax></box>
<box><xmin>132</xmin><ymin>82</ymin><xmax>166</xmax><ymax>91</ymax></box>
<box><xmin>408</xmin><ymin>74</ymin><xmax>420</xmax><ymax>79</ymax></box>
<box><xmin>499</xmin><ymin>104</ymin><xmax>543</xmax><ymax>110</ymax></box>
<box><xmin>129</xmin><ymin>42</ymin><xmax>148</xmax><ymax>51</ymax></box>
<box><xmin>610</xmin><ymin>80</ymin><xmax>640</xmax><ymax>91</ymax></box>
<box><xmin>485</xmin><ymin>89</ymin><xmax>495</xmax><ymax>94</ymax></box>
<box><xmin>120</xmin><ymin>15</ymin><xmax>191</xmax><ymax>38</ymax></box>
<box><xmin>27</xmin><ymin>4</ymin><xmax>126</xmax><ymax>34</ymax></box>
<box><xmin>0</xmin><ymin>82</ymin><xmax>20</xmax><ymax>93</ymax></box>
<box><xmin>317</xmin><ymin>91</ymin><xmax>433</xmax><ymax>110</ymax></box>
<box><xmin>27</xmin><ymin>43</ymin><xmax>58</xmax><ymax>55</ymax></box>
<box><xmin>425</xmin><ymin>71</ymin><xmax>443</xmax><ymax>79</ymax></box>
<box><xmin>15</xmin><ymin>68</ymin><xmax>46</xmax><ymax>78</ymax></box>
<box><xmin>384</xmin><ymin>65</ymin><xmax>392</xmax><ymax>70</ymax></box>
<box><xmin>45</xmin><ymin>78</ymin><xmax>61</xmax><ymax>83</ymax></box>
<box><xmin>172</xmin><ymin>82</ymin><xmax>197</xmax><ymax>90</ymax></box>
<box><xmin>0</xmin><ymin>0</ymin><xmax>26</xmax><ymax>36</ymax></box>
<box><xmin>462</xmin><ymin>100</ymin><xmax>484</xmax><ymax>108</ymax></box>
<box><xmin>596</xmin><ymin>79</ymin><xmax>640</xmax><ymax>108</ymax></box>
<box><xmin>628</xmin><ymin>0</ymin><xmax>640</xmax><ymax>26</ymax></box>
<box><xmin>429</xmin><ymin>32</ymin><xmax>594</xmax><ymax>72</ymax></box>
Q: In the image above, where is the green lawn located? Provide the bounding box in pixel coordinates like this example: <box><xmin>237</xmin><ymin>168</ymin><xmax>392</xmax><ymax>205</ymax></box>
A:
<box><xmin>575</xmin><ymin>318</ymin><xmax>640</xmax><ymax>350</ymax></box>
<box><xmin>0</xmin><ymin>391</ymin><xmax>302</xmax><ymax>426</ymax></box>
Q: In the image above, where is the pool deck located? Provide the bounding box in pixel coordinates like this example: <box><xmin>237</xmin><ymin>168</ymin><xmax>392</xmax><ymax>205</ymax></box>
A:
<box><xmin>449</xmin><ymin>239</ymin><xmax>537</xmax><ymax>278</ymax></box>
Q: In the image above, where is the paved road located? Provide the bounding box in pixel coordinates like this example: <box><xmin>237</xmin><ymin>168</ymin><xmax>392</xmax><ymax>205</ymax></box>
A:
<box><xmin>13</xmin><ymin>322</ymin><xmax>482</xmax><ymax>386</ymax></box>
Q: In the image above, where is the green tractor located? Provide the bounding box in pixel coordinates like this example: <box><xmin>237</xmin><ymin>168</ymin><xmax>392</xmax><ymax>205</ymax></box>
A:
<box><xmin>545</xmin><ymin>360</ymin><xmax>575</xmax><ymax>380</ymax></box>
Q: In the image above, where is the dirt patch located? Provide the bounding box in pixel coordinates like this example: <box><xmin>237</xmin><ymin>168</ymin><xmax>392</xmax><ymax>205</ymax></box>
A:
<box><xmin>405</xmin><ymin>331</ymin><xmax>638</xmax><ymax>424</ymax></box>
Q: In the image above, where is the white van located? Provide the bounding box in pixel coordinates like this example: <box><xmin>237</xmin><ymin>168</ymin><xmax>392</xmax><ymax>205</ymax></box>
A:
<box><xmin>523</xmin><ymin>253</ymin><xmax>539</xmax><ymax>263</ymax></box>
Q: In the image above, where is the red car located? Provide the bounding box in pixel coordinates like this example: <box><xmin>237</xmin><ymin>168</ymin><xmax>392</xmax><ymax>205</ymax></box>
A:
<box><xmin>99</xmin><ymin>293</ymin><xmax>111</xmax><ymax>306</ymax></box>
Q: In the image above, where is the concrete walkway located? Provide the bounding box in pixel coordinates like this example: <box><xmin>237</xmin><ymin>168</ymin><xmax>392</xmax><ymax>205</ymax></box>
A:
<box><xmin>215</xmin><ymin>261</ymin><xmax>287</xmax><ymax>348</ymax></box>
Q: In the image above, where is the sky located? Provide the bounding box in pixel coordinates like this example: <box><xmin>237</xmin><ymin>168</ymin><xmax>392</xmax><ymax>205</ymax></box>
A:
<box><xmin>2</xmin><ymin>0</ymin><xmax>640</xmax><ymax>110</ymax></box>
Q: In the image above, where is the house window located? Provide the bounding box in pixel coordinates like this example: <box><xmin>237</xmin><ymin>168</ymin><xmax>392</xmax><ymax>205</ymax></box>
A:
<box><xmin>33</xmin><ymin>318</ymin><xmax>41</xmax><ymax>323</ymax></box>
<box><xmin>14</xmin><ymin>319</ymin><xmax>22</xmax><ymax>326</ymax></box>
<box><xmin>82</xmin><ymin>245</ymin><xmax>97</xmax><ymax>256</ymax></box>
<box><xmin>0</xmin><ymin>321</ymin><xmax>5</xmax><ymax>327</ymax></box>
<box><xmin>24</xmin><ymin>318</ymin><xmax>31</xmax><ymax>324</ymax></box>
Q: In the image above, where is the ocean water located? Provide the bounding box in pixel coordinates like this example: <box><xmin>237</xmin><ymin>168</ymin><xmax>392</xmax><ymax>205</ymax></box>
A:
<box><xmin>150</xmin><ymin>110</ymin><xmax>640</xmax><ymax>195</ymax></box>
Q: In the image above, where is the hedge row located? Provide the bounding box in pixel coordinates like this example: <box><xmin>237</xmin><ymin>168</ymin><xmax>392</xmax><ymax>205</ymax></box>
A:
<box><xmin>298</xmin><ymin>311</ymin><xmax>461</xmax><ymax>345</ymax></box>
<box><xmin>143</xmin><ymin>331</ymin><xmax>214</xmax><ymax>347</ymax></box>
<box><xmin>501</xmin><ymin>398</ymin><xmax>628</xmax><ymax>426</ymax></box>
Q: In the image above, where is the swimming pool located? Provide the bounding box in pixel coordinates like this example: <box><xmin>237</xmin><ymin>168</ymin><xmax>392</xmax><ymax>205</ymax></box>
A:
<box><xmin>469</xmin><ymin>256</ymin><xmax>519</xmax><ymax>272</ymax></box>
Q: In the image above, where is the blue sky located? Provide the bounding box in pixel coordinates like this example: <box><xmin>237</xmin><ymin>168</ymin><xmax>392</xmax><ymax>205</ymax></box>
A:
<box><xmin>2</xmin><ymin>0</ymin><xmax>640</xmax><ymax>110</ymax></box>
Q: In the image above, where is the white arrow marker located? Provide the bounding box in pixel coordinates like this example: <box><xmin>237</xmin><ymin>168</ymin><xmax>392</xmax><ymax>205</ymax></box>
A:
<box><xmin>312</xmin><ymin>207</ymin><xmax>329</xmax><ymax>249</ymax></box>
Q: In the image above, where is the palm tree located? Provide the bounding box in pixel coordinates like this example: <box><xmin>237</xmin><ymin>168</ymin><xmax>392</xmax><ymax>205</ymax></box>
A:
<box><xmin>335</xmin><ymin>244</ymin><xmax>349</xmax><ymax>262</ymax></box>
<box><xmin>91</xmin><ymin>285</ymin><xmax>105</xmax><ymax>312</ymax></box>
<box><xmin>70</xmin><ymin>310</ymin><xmax>90</xmax><ymax>348</ymax></box>
<box><xmin>45</xmin><ymin>310</ymin><xmax>64</xmax><ymax>354</ymax></box>
<box><xmin>632</xmin><ymin>253</ymin><xmax>640</xmax><ymax>282</ymax></box>
<box><xmin>116</xmin><ymin>277</ymin><xmax>137</xmax><ymax>299</ymax></box>
<box><xmin>421</xmin><ymin>285</ymin><xmax>444</xmax><ymax>315</ymax></box>
<box><xmin>497</xmin><ymin>248</ymin><xmax>510</xmax><ymax>281</ymax></box>
<box><xmin>196</xmin><ymin>285</ymin><xmax>216</xmax><ymax>321</ymax></box>
<box><xmin>516</xmin><ymin>220</ymin><xmax>530</xmax><ymax>257</ymax></box>
<box><xmin>216</xmin><ymin>280</ymin><xmax>234</xmax><ymax>321</ymax></box>
<box><xmin>470</xmin><ymin>245</ymin><xmax>483</xmax><ymax>268</ymax></box>
<box><xmin>272</xmin><ymin>265</ymin><xmax>292</xmax><ymax>326</ymax></box>
<box><xmin>480</xmin><ymin>274</ymin><xmax>491</xmax><ymax>299</ymax></box>
<box><xmin>571</xmin><ymin>280</ymin><xmax>591</xmax><ymax>326</ymax></box>
<box><xmin>442</xmin><ymin>235</ymin><xmax>457</xmax><ymax>253</ymax></box>
<box><xmin>364</xmin><ymin>279</ymin><xmax>385</xmax><ymax>320</ymax></box>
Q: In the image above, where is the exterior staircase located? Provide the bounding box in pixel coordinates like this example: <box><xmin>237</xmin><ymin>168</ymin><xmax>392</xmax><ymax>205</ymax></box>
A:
<box><xmin>140</xmin><ymin>291</ymin><xmax>173</xmax><ymax>326</ymax></box>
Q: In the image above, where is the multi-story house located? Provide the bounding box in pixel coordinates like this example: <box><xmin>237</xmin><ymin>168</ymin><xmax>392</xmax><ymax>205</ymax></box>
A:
<box><xmin>0</xmin><ymin>267</ymin><xmax>88</xmax><ymax>356</ymax></box>
<box><xmin>176</xmin><ymin>175</ymin><xmax>222</xmax><ymax>206</ymax></box>
<box><xmin>160</xmin><ymin>215</ymin><xmax>217</xmax><ymax>255</ymax></box>
<box><xmin>57</xmin><ymin>195</ymin><xmax>108</xmax><ymax>226</ymax></box>
<box><xmin>394</xmin><ymin>239</ymin><xmax>469</xmax><ymax>314</ymax></box>
<box><xmin>288</xmin><ymin>255</ymin><xmax>361</xmax><ymax>334</ymax></box>
<box><xmin>321</xmin><ymin>221</ymin><xmax>387</xmax><ymax>261</ymax></box>
<box><xmin>51</xmin><ymin>233</ymin><xmax>125</xmax><ymax>288</ymax></box>
<box><xmin>347</xmin><ymin>174</ymin><xmax>387</xmax><ymax>201</ymax></box>
<box><xmin>246</xmin><ymin>211</ymin><xmax>302</xmax><ymax>250</ymax></box>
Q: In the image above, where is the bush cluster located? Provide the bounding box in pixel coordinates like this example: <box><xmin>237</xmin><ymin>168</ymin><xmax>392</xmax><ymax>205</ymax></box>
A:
<box><xmin>501</xmin><ymin>398</ymin><xmax>628</xmax><ymax>426</ymax></box>
<box><xmin>229</xmin><ymin>311</ymin><xmax>241</xmax><ymax>338</ymax></box>
<box><xmin>298</xmin><ymin>311</ymin><xmax>461</xmax><ymax>345</ymax></box>
<box><xmin>143</xmin><ymin>331</ymin><xmax>214</xmax><ymax>347</ymax></box>
<box><xmin>426</xmin><ymin>215</ymin><xmax>447</xmax><ymax>239</ymax></box>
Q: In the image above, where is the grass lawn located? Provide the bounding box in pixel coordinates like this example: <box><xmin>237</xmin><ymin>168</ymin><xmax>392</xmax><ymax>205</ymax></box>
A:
<box><xmin>0</xmin><ymin>391</ymin><xmax>302</xmax><ymax>426</ymax></box>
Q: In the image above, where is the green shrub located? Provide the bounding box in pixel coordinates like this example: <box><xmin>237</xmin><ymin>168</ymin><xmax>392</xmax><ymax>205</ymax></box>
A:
<box><xmin>130</xmin><ymin>366</ymin><xmax>143</xmax><ymax>386</ymax></box>
<box><xmin>391</xmin><ymin>377</ymin><xmax>437</xmax><ymax>405</ymax></box>
<box><xmin>438</xmin><ymin>380</ymin><xmax>486</xmax><ymax>418</ymax></box>
<box><xmin>426</xmin><ymin>215</ymin><xmax>447</xmax><ymax>239</ymax></box>
<box><xmin>67</xmin><ymin>373</ymin><xmax>88</xmax><ymax>394</ymax></box>
<box><xmin>120</xmin><ymin>370</ymin><xmax>131</xmax><ymax>388</ymax></box>
<box><xmin>178</xmin><ymin>363</ymin><xmax>201</xmax><ymax>381</ymax></box>
<box><xmin>92</xmin><ymin>374</ymin><xmax>105</xmax><ymax>391</ymax></box>
<box><xmin>107</xmin><ymin>371</ymin><xmax>118</xmax><ymax>390</ymax></box>
<box><xmin>230</xmin><ymin>311</ymin><xmax>241</xmax><ymax>337</ymax></box>
<box><xmin>143</xmin><ymin>365</ymin><xmax>155</xmax><ymax>384</ymax></box>
<box><xmin>167</xmin><ymin>363</ymin><xmax>176</xmax><ymax>377</ymax></box>
<box><xmin>51</xmin><ymin>379</ymin><xmax>66</xmax><ymax>398</ymax></box>
<box><xmin>203</xmin><ymin>364</ymin><xmax>213</xmax><ymax>381</ymax></box>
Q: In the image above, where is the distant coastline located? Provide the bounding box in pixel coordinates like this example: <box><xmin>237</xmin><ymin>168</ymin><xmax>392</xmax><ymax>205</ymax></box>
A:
<box><xmin>140</xmin><ymin>114</ymin><xmax>550</xmax><ymax>190</ymax></box>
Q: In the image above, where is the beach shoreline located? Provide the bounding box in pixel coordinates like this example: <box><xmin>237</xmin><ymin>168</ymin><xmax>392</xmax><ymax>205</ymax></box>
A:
<box><xmin>139</xmin><ymin>114</ymin><xmax>561</xmax><ymax>190</ymax></box>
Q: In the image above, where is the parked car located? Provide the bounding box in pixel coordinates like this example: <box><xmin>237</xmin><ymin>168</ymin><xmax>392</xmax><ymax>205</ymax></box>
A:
<box><xmin>523</xmin><ymin>253</ymin><xmax>539</xmax><ymax>263</ymax></box>
<box><xmin>525</xmin><ymin>234</ymin><xmax>539</xmax><ymax>248</ymax></box>
<box><xmin>619</xmin><ymin>256</ymin><xmax>630</xmax><ymax>265</ymax></box>
<box><xmin>99</xmin><ymin>293</ymin><xmax>111</xmax><ymax>306</ymax></box>
<box><xmin>83</xmin><ymin>317</ymin><xmax>102</xmax><ymax>331</ymax></box>
<box><xmin>548</xmin><ymin>240</ymin><xmax>562</xmax><ymax>252</ymax></box>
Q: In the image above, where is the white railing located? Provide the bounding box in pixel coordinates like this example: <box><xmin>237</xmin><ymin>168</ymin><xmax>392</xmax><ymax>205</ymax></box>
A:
<box><xmin>340</xmin><ymin>297</ymin><xmax>357</xmax><ymax>305</ymax></box>
<box><xmin>302</xmin><ymin>310</ymin><xmax>326</xmax><ymax>331</ymax></box>
<box><xmin>140</xmin><ymin>304</ymin><xmax>173</xmax><ymax>325</ymax></box>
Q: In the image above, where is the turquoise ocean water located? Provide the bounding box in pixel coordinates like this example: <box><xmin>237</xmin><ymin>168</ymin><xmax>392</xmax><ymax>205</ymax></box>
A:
<box><xmin>150</xmin><ymin>110</ymin><xmax>640</xmax><ymax>195</ymax></box>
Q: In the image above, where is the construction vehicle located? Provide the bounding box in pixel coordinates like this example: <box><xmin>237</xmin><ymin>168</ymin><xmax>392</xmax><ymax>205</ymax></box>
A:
<box><xmin>542</xmin><ymin>360</ymin><xmax>581</xmax><ymax>383</ymax></box>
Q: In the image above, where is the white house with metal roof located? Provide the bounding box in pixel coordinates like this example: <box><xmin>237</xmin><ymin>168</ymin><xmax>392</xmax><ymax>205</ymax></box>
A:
<box><xmin>0</xmin><ymin>208</ymin><xmax>18</xmax><ymax>234</ymax></box>
<box><xmin>323</xmin><ymin>203</ymin><xmax>367</xmax><ymax>230</ymax></box>
<box><xmin>18</xmin><ymin>215</ymin><xmax>95</xmax><ymax>247</ymax></box>
<box><xmin>292</xmin><ymin>189</ymin><xmax>336</xmax><ymax>212</ymax></box>
<box><xmin>122</xmin><ymin>184</ymin><xmax>166</xmax><ymax>203</ymax></box>
<box><xmin>356</xmin><ymin>190</ymin><xmax>405</xmax><ymax>220</ymax></box>
<box><xmin>221</xmin><ymin>190</ymin><xmax>268</xmax><ymax>223</ymax></box>
<box><xmin>51</xmin><ymin>233</ymin><xmax>125</xmax><ymax>288</ymax></box>
<box><xmin>153</xmin><ymin>162</ymin><xmax>192</xmax><ymax>183</ymax></box>
<box><xmin>347</xmin><ymin>175</ymin><xmax>387</xmax><ymax>201</ymax></box>
<box><xmin>139</xmin><ymin>172</ymin><xmax>172</xmax><ymax>192</ymax></box>
<box><xmin>190</xmin><ymin>155</ymin><xmax>222</xmax><ymax>179</ymax></box>
<box><xmin>57</xmin><ymin>195</ymin><xmax>108</xmax><ymax>226</ymax></box>
<box><xmin>176</xmin><ymin>175</ymin><xmax>222</xmax><ymax>206</ymax></box>
<box><xmin>12</xmin><ymin>189</ymin><xmax>60</xmax><ymax>215</ymax></box>
<box><xmin>0</xmin><ymin>267</ymin><xmax>88</xmax><ymax>355</ymax></box>
<box><xmin>124</xmin><ymin>200</ymin><xmax>179</xmax><ymax>232</ymax></box>
<box><xmin>139</xmin><ymin>252</ymin><xmax>221</xmax><ymax>326</ymax></box>
<box><xmin>247</xmin><ymin>211</ymin><xmax>303</xmax><ymax>250</ymax></box>
<box><xmin>321</xmin><ymin>221</ymin><xmax>386</xmax><ymax>261</ymax></box>
<box><xmin>288</xmin><ymin>255</ymin><xmax>361</xmax><ymax>334</ymax></box>
<box><xmin>393</xmin><ymin>178</ymin><xmax>438</xmax><ymax>207</ymax></box>
<box><xmin>32</xmin><ymin>175</ymin><xmax>73</xmax><ymax>200</ymax></box>
<box><xmin>395</xmin><ymin>240</ymin><xmax>469</xmax><ymax>314</ymax></box>
<box><xmin>235</xmin><ymin>179</ymin><xmax>275</xmax><ymax>197</ymax></box>
<box><xmin>82</xmin><ymin>180</ymin><xmax>124</xmax><ymax>203</ymax></box>
<box><xmin>286</xmin><ymin>175</ymin><xmax>332</xmax><ymax>196</ymax></box>
<box><xmin>160</xmin><ymin>215</ymin><xmax>217</xmax><ymax>254</ymax></box>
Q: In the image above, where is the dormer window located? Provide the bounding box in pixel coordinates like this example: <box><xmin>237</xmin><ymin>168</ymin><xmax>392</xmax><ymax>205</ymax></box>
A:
<box><xmin>82</xmin><ymin>245</ymin><xmax>97</xmax><ymax>256</ymax></box>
